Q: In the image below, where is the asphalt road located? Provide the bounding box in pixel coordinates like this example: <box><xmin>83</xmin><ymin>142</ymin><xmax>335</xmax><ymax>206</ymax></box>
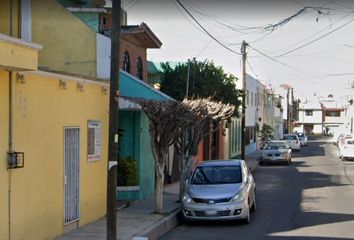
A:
<box><xmin>159</xmin><ymin>137</ymin><xmax>354</xmax><ymax>240</ymax></box>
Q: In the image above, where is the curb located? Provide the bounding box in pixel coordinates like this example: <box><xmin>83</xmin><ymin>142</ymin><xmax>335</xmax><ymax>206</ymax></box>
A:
<box><xmin>132</xmin><ymin>210</ymin><xmax>180</xmax><ymax>240</ymax></box>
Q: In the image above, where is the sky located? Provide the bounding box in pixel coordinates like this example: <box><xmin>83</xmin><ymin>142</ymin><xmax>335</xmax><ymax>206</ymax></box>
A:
<box><xmin>125</xmin><ymin>0</ymin><xmax>354</xmax><ymax>100</ymax></box>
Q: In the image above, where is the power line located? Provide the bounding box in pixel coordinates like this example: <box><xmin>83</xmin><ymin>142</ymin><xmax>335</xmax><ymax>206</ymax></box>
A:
<box><xmin>170</xmin><ymin>0</ymin><xmax>207</xmax><ymax>37</ymax></box>
<box><xmin>246</xmin><ymin>59</ymin><xmax>259</xmax><ymax>78</ymax></box>
<box><xmin>196</xmin><ymin>40</ymin><xmax>213</xmax><ymax>58</ymax></box>
<box><xmin>276</xmin><ymin>16</ymin><xmax>354</xmax><ymax>57</ymax></box>
<box><xmin>248</xmin><ymin>44</ymin><xmax>301</xmax><ymax>71</ymax></box>
<box><xmin>181</xmin><ymin>1</ymin><xmax>266</xmax><ymax>35</ymax></box>
<box><xmin>275</xmin><ymin>11</ymin><xmax>352</xmax><ymax>53</ymax></box>
<box><xmin>175</xmin><ymin>0</ymin><xmax>241</xmax><ymax>55</ymax></box>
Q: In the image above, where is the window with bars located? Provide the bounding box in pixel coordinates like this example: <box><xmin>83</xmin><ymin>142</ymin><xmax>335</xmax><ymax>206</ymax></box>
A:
<box><xmin>137</xmin><ymin>57</ymin><xmax>143</xmax><ymax>80</ymax></box>
<box><xmin>123</xmin><ymin>51</ymin><xmax>130</xmax><ymax>73</ymax></box>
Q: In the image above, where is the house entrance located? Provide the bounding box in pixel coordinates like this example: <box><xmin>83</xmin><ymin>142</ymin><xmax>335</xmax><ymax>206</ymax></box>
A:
<box><xmin>64</xmin><ymin>127</ymin><xmax>80</xmax><ymax>225</ymax></box>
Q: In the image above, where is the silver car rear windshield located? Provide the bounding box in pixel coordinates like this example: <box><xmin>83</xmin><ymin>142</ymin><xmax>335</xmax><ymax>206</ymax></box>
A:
<box><xmin>264</xmin><ymin>144</ymin><xmax>287</xmax><ymax>150</ymax></box>
<box><xmin>190</xmin><ymin>165</ymin><xmax>242</xmax><ymax>185</ymax></box>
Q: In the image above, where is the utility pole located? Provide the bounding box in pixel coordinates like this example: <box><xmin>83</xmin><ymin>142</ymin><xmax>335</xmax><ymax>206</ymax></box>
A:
<box><xmin>107</xmin><ymin>1</ymin><xmax>120</xmax><ymax>239</ymax></box>
<box><xmin>186</xmin><ymin>59</ymin><xmax>190</xmax><ymax>99</ymax></box>
<box><xmin>241</xmin><ymin>40</ymin><xmax>247</xmax><ymax>161</ymax></box>
<box><xmin>287</xmin><ymin>88</ymin><xmax>290</xmax><ymax>134</ymax></box>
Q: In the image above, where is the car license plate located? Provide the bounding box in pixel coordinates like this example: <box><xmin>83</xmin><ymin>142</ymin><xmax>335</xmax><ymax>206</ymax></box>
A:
<box><xmin>205</xmin><ymin>210</ymin><xmax>217</xmax><ymax>216</ymax></box>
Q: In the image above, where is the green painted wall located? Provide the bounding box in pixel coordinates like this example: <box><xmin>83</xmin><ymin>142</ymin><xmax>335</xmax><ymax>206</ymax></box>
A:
<box><xmin>118</xmin><ymin>111</ymin><xmax>154</xmax><ymax>200</ymax></box>
<box><xmin>230</xmin><ymin>116</ymin><xmax>242</xmax><ymax>159</ymax></box>
<box><xmin>119</xmin><ymin>111</ymin><xmax>136</xmax><ymax>158</ymax></box>
<box><xmin>139</xmin><ymin>113</ymin><xmax>155</xmax><ymax>199</ymax></box>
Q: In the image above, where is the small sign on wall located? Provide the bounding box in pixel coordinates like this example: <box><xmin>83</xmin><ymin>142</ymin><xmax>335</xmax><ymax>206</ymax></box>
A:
<box><xmin>88</xmin><ymin>120</ymin><xmax>101</xmax><ymax>162</ymax></box>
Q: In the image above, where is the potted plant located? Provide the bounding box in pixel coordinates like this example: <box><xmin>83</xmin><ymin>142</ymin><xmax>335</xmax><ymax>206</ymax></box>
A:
<box><xmin>117</xmin><ymin>156</ymin><xmax>140</xmax><ymax>200</ymax></box>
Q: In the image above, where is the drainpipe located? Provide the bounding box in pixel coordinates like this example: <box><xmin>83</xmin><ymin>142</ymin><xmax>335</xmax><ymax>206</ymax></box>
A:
<box><xmin>8</xmin><ymin>1</ymin><xmax>14</xmax><ymax>240</ymax></box>
<box><xmin>8</xmin><ymin>72</ymin><xmax>13</xmax><ymax>240</ymax></box>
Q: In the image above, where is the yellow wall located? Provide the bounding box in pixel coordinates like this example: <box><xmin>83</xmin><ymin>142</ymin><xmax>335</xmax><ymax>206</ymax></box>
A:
<box><xmin>0</xmin><ymin>70</ymin><xmax>10</xmax><ymax>240</ymax></box>
<box><xmin>0</xmin><ymin>0</ymin><xmax>20</xmax><ymax>37</ymax></box>
<box><xmin>4</xmin><ymin>71</ymin><xmax>108</xmax><ymax>240</ymax></box>
<box><xmin>0</xmin><ymin>39</ymin><xmax>39</xmax><ymax>71</ymax></box>
<box><xmin>32</xmin><ymin>0</ymin><xmax>97</xmax><ymax>78</ymax></box>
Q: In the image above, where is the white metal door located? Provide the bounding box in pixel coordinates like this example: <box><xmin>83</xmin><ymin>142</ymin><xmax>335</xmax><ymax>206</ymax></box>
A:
<box><xmin>64</xmin><ymin>128</ymin><xmax>80</xmax><ymax>225</ymax></box>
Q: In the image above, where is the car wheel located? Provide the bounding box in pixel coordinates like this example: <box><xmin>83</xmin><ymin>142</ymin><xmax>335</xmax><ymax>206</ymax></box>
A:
<box><xmin>342</xmin><ymin>157</ymin><xmax>347</xmax><ymax>161</ymax></box>
<box><xmin>259</xmin><ymin>161</ymin><xmax>264</xmax><ymax>166</ymax></box>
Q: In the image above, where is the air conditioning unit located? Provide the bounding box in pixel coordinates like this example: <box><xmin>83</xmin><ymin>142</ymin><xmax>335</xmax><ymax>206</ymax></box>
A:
<box><xmin>7</xmin><ymin>152</ymin><xmax>24</xmax><ymax>169</ymax></box>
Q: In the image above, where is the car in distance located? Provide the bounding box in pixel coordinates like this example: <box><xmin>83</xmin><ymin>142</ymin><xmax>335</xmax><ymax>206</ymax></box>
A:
<box><xmin>259</xmin><ymin>140</ymin><xmax>292</xmax><ymax>165</ymax></box>
<box><xmin>296</xmin><ymin>132</ymin><xmax>307</xmax><ymax>146</ymax></box>
<box><xmin>338</xmin><ymin>134</ymin><xmax>353</xmax><ymax>150</ymax></box>
<box><xmin>181</xmin><ymin>159</ymin><xmax>256</xmax><ymax>223</ymax></box>
<box><xmin>283</xmin><ymin>134</ymin><xmax>301</xmax><ymax>151</ymax></box>
<box><xmin>340</xmin><ymin>138</ymin><xmax>354</xmax><ymax>161</ymax></box>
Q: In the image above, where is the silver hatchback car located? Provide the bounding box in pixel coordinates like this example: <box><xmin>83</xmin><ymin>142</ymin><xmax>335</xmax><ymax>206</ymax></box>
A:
<box><xmin>259</xmin><ymin>140</ymin><xmax>292</xmax><ymax>165</ymax></box>
<box><xmin>181</xmin><ymin>160</ymin><xmax>256</xmax><ymax>223</ymax></box>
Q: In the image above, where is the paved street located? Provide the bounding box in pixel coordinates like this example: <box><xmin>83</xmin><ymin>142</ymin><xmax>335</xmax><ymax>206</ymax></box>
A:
<box><xmin>159</xmin><ymin>137</ymin><xmax>354</xmax><ymax>240</ymax></box>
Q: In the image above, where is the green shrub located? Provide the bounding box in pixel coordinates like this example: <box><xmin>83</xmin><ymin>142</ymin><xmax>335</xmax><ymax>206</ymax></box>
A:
<box><xmin>117</xmin><ymin>157</ymin><xmax>139</xmax><ymax>186</ymax></box>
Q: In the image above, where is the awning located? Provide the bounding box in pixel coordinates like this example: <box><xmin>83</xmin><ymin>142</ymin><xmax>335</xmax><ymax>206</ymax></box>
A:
<box><xmin>119</xmin><ymin>70</ymin><xmax>173</xmax><ymax>110</ymax></box>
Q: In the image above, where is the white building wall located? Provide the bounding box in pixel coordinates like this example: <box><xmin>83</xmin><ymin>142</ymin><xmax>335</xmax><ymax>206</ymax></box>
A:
<box><xmin>298</xmin><ymin>109</ymin><xmax>322</xmax><ymax>124</ymax></box>
<box><xmin>21</xmin><ymin>0</ymin><xmax>32</xmax><ymax>42</ymax></box>
<box><xmin>96</xmin><ymin>33</ymin><xmax>111</xmax><ymax>79</ymax></box>
<box><xmin>246</xmin><ymin>74</ymin><xmax>258</xmax><ymax>127</ymax></box>
<box><xmin>245</xmin><ymin>74</ymin><xmax>260</xmax><ymax>154</ymax></box>
<box><xmin>313</xmin><ymin>125</ymin><xmax>323</xmax><ymax>134</ymax></box>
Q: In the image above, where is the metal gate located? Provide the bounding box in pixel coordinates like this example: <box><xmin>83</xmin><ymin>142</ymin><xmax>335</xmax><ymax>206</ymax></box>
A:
<box><xmin>64</xmin><ymin>127</ymin><xmax>80</xmax><ymax>225</ymax></box>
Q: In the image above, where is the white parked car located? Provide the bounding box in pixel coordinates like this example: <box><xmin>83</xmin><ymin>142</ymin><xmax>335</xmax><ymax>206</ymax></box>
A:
<box><xmin>283</xmin><ymin>134</ymin><xmax>301</xmax><ymax>151</ymax></box>
<box><xmin>296</xmin><ymin>132</ymin><xmax>307</xmax><ymax>146</ymax></box>
<box><xmin>338</xmin><ymin>134</ymin><xmax>352</xmax><ymax>149</ymax></box>
<box><xmin>340</xmin><ymin>138</ymin><xmax>354</xmax><ymax>160</ymax></box>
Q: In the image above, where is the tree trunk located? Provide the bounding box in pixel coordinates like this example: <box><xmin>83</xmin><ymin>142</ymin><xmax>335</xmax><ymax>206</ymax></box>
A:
<box><xmin>179</xmin><ymin>163</ymin><xmax>186</xmax><ymax>204</ymax></box>
<box><xmin>155</xmin><ymin>162</ymin><xmax>165</xmax><ymax>214</ymax></box>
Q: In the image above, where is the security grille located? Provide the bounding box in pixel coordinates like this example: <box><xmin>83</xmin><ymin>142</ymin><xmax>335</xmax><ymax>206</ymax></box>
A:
<box><xmin>64</xmin><ymin>128</ymin><xmax>80</xmax><ymax>225</ymax></box>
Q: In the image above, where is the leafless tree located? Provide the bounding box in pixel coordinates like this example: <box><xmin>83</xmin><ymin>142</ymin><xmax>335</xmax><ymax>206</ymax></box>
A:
<box><xmin>175</xmin><ymin>98</ymin><xmax>235</xmax><ymax>202</ymax></box>
<box><xmin>139</xmin><ymin>98</ymin><xmax>234</xmax><ymax>213</ymax></box>
<box><xmin>139</xmin><ymin>99</ymin><xmax>193</xmax><ymax>213</ymax></box>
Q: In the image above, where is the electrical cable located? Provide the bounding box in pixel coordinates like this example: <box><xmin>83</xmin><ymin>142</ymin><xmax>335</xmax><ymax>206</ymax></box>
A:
<box><xmin>175</xmin><ymin>0</ymin><xmax>241</xmax><ymax>55</ymax></box>
<box><xmin>276</xmin><ymin>16</ymin><xmax>354</xmax><ymax>57</ymax></box>
<box><xmin>246</xmin><ymin>59</ymin><xmax>259</xmax><ymax>78</ymax></box>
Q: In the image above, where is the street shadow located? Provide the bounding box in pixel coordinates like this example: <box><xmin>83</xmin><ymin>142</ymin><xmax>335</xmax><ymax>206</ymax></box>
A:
<box><xmin>291</xmin><ymin>141</ymin><xmax>326</xmax><ymax>158</ymax></box>
<box><xmin>269</xmin><ymin>237</ymin><xmax>354</xmax><ymax>240</ymax></box>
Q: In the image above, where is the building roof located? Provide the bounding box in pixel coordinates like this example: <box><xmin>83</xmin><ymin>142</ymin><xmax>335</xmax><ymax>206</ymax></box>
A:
<box><xmin>121</xmin><ymin>22</ymin><xmax>162</xmax><ymax>49</ymax></box>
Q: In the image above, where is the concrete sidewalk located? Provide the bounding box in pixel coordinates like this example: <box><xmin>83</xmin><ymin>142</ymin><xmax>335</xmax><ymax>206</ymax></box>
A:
<box><xmin>58</xmin><ymin>152</ymin><xmax>260</xmax><ymax>240</ymax></box>
<box><xmin>57</xmin><ymin>190</ymin><xmax>180</xmax><ymax>240</ymax></box>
